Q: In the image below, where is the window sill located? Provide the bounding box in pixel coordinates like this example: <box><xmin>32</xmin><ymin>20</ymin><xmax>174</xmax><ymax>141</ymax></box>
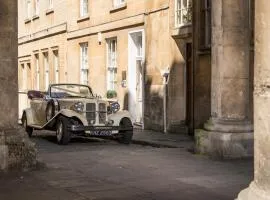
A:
<box><xmin>32</xmin><ymin>15</ymin><xmax>39</xmax><ymax>21</ymax></box>
<box><xmin>110</xmin><ymin>3</ymin><xmax>127</xmax><ymax>13</ymax></box>
<box><xmin>24</xmin><ymin>18</ymin><xmax>31</xmax><ymax>24</ymax></box>
<box><xmin>171</xmin><ymin>24</ymin><xmax>192</xmax><ymax>38</ymax></box>
<box><xmin>46</xmin><ymin>9</ymin><xmax>54</xmax><ymax>15</ymax></box>
<box><xmin>77</xmin><ymin>15</ymin><xmax>90</xmax><ymax>23</ymax></box>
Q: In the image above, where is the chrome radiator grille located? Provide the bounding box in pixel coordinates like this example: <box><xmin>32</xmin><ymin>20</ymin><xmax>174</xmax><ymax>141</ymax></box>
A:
<box><xmin>86</xmin><ymin>103</ymin><xmax>96</xmax><ymax>124</ymax></box>
<box><xmin>98</xmin><ymin>103</ymin><xmax>106</xmax><ymax>124</ymax></box>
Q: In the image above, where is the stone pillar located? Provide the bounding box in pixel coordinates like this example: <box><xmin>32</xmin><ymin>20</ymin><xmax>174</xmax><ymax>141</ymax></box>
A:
<box><xmin>0</xmin><ymin>0</ymin><xmax>36</xmax><ymax>170</ymax></box>
<box><xmin>237</xmin><ymin>1</ymin><xmax>270</xmax><ymax>199</ymax></box>
<box><xmin>195</xmin><ymin>0</ymin><xmax>253</xmax><ymax>158</ymax></box>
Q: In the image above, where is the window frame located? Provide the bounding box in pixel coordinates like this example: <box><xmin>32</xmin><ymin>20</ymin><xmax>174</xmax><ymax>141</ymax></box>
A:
<box><xmin>106</xmin><ymin>38</ymin><xmax>118</xmax><ymax>91</ymax></box>
<box><xmin>80</xmin><ymin>43</ymin><xmax>89</xmax><ymax>85</ymax></box>
<box><xmin>48</xmin><ymin>0</ymin><xmax>53</xmax><ymax>9</ymax></box>
<box><xmin>175</xmin><ymin>0</ymin><xmax>192</xmax><ymax>27</ymax></box>
<box><xmin>53</xmin><ymin>50</ymin><xmax>59</xmax><ymax>84</ymax></box>
<box><xmin>34</xmin><ymin>54</ymin><xmax>40</xmax><ymax>90</ymax></box>
<box><xmin>25</xmin><ymin>0</ymin><xmax>32</xmax><ymax>19</ymax></box>
<box><xmin>80</xmin><ymin>0</ymin><xmax>89</xmax><ymax>18</ymax></box>
<box><xmin>43</xmin><ymin>52</ymin><xmax>49</xmax><ymax>90</ymax></box>
<box><xmin>33</xmin><ymin>0</ymin><xmax>40</xmax><ymax>16</ymax></box>
<box><xmin>113</xmin><ymin>0</ymin><xmax>126</xmax><ymax>8</ymax></box>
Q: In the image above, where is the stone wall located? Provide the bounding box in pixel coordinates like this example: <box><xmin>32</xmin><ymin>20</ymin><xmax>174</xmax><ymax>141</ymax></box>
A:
<box><xmin>0</xmin><ymin>0</ymin><xmax>37</xmax><ymax>171</ymax></box>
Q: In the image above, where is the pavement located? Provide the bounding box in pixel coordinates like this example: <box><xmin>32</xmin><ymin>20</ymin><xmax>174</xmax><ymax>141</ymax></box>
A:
<box><xmin>132</xmin><ymin>129</ymin><xmax>194</xmax><ymax>149</ymax></box>
<box><xmin>0</xmin><ymin>129</ymin><xmax>253</xmax><ymax>200</ymax></box>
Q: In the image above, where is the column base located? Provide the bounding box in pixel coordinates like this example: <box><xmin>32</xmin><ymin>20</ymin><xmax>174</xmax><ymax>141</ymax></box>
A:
<box><xmin>0</xmin><ymin>127</ymin><xmax>37</xmax><ymax>171</ymax></box>
<box><xmin>237</xmin><ymin>182</ymin><xmax>270</xmax><ymax>200</ymax></box>
<box><xmin>194</xmin><ymin>129</ymin><xmax>253</xmax><ymax>159</ymax></box>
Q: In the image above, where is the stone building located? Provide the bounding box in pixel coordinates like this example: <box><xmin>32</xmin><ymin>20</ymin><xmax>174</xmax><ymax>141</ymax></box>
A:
<box><xmin>18</xmin><ymin>0</ymin><xmax>191</xmax><ymax>134</ymax></box>
<box><xmin>7</xmin><ymin>0</ymin><xmax>270</xmax><ymax>198</ymax></box>
<box><xmin>17</xmin><ymin>0</ymin><xmax>257</xmax><ymax>157</ymax></box>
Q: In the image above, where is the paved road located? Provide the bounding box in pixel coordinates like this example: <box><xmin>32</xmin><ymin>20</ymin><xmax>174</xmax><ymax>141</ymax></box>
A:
<box><xmin>0</xmin><ymin>132</ymin><xmax>253</xmax><ymax>200</ymax></box>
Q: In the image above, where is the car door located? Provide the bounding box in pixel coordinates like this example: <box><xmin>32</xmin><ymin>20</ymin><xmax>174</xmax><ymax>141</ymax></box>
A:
<box><xmin>30</xmin><ymin>98</ymin><xmax>45</xmax><ymax>126</ymax></box>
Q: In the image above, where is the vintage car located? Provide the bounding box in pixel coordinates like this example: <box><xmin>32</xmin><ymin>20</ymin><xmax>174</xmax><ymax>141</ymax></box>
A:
<box><xmin>21</xmin><ymin>84</ymin><xmax>133</xmax><ymax>145</ymax></box>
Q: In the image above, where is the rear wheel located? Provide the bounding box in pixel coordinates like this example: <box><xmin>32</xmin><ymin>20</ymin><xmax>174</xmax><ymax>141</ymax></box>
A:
<box><xmin>118</xmin><ymin>118</ymin><xmax>133</xmax><ymax>144</ymax></box>
<box><xmin>22</xmin><ymin>113</ymin><xmax>33</xmax><ymax>137</ymax></box>
<box><xmin>56</xmin><ymin>116</ymin><xmax>71</xmax><ymax>145</ymax></box>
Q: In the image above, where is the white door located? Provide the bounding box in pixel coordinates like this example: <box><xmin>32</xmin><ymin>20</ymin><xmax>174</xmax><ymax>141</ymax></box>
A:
<box><xmin>128</xmin><ymin>30</ymin><xmax>144</xmax><ymax>126</ymax></box>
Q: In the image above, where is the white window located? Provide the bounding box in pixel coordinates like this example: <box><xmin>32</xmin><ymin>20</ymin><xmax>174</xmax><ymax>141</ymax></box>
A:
<box><xmin>53</xmin><ymin>50</ymin><xmax>59</xmax><ymax>84</ymax></box>
<box><xmin>114</xmin><ymin>0</ymin><xmax>125</xmax><ymax>7</ymax></box>
<box><xmin>21</xmin><ymin>64</ymin><xmax>27</xmax><ymax>90</ymax></box>
<box><xmin>35</xmin><ymin>54</ymin><xmax>40</xmax><ymax>90</ymax></box>
<box><xmin>26</xmin><ymin>0</ymin><xmax>31</xmax><ymax>19</ymax></box>
<box><xmin>80</xmin><ymin>0</ymin><xmax>89</xmax><ymax>17</ymax></box>
<box><xmin>107</xmin><ymin>38</ymin><xmax>117</xmax><ymax>90</ymax></box>
<box><xmin>34</xmin><ymin>0</ymin><xmax>40</xmax><ymax>16</ymax></box>
<box><xmin>48</xmin><ymin>0</ymin><xmax>53</xmax><ymax>9</ymax></box>
<box><xmin>175</xmin><ymin>0</ymin><xmax>192</xmax><ymax>27</ymax></box>
<box><xmin>43</xmin><ymin>52</ymin><xmax>49</xmax><ymax>89</ymax></box>
<box><xmin>80</xmin><ymin>43</ymin><xmax>89</xmax><ymax>85</ymax></box>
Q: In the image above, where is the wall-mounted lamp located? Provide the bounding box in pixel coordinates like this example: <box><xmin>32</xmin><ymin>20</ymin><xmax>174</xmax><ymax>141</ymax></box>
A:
<box><xmin>160</xmin><ymin>66</ymin><xmax>171</xmax><ymax>84</ymax></box>
<box><xmin>98</xmin><ymin>32</ymin><xmax>102</xmax><ymax>45</ymax></box>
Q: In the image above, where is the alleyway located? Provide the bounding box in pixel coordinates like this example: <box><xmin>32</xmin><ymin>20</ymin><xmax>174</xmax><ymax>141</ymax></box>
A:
<box><xmin>0</xmin><ymin>131</ymin><xmax>253</xmax><ymax>200</ymax></box>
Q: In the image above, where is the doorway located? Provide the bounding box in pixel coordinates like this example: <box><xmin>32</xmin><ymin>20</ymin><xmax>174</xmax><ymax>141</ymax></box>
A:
<box><xmin>128</xmin><ymin>30</ymin><xmax>145</xmax><ymax>127</ymax></box>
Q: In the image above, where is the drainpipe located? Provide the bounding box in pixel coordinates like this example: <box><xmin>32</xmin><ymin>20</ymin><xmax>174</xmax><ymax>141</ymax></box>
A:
<box><xmin>161</xmin><ymin>67</ymin><xmax>170</xmax><ymax>134</ymax></box>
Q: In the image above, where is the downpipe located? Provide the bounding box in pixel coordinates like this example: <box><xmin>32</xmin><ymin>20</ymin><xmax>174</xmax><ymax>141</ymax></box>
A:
<box><xmin>161</xmin><ymin>67</ymin><xmax>170</xmax><ymax>134</ymax></box>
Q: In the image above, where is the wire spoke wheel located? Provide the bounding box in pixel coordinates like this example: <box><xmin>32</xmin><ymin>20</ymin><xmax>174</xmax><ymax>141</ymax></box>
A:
<box><xmin>56</xmin><ymin>116</ymin><xmax>71</xmax><ymax>145</ymax></box>
<box><xmin>56</xmin><ymin>120</ymin><xmax>64</xmax><ymax>142</ymax></box>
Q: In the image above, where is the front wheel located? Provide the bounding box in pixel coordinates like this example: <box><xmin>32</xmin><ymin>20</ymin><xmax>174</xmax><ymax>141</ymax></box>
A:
<box><xmin>56</xmin><ymin>116</ymin><xmax>71</xmax><ymax>145</ymax></box>
<box><xmin>118</xmin><ymin>118</ymin><xmax>133</xmax><ymax>144</ymax></box>
<box><xmin>22</xmin><ymin>113</ymin><xmax>33</xmax><ymax>137</ymax></box>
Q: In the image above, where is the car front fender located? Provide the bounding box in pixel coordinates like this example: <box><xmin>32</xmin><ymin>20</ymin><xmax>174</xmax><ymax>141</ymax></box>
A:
<box><xmin>57</xmin><ymin>109</ymin><xmax>88</xmax><ymax>125</ymax></box>
<box><xmin>108</xmin><ymin>110</ymin><xmax>132</xmax><ymax>126</ymax></box>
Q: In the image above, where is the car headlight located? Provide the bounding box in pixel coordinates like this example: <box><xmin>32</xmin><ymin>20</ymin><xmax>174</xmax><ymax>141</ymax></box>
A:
<box><xmin>111</xmin><ymin>102</ymin><xmax>120</xmax><ymax>113</ymax></box>
<box><xmin>73</xmin><ymin>102</ymin><xmax>84</xmax><ymax>112</ymax></box>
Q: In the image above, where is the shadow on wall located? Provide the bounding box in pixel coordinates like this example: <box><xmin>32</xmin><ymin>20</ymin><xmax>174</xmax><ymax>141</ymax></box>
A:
<box><xmin>144</xmin><ymin>59</ymin><xmax>186</xmax><ymax>133</ymax></box>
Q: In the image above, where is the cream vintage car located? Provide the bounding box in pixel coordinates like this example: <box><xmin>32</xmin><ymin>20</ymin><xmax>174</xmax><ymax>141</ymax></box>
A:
<box><xmin>21</xmin><ymin>84</ymin><xmax>133</xmax><ymax>145</ymax></box>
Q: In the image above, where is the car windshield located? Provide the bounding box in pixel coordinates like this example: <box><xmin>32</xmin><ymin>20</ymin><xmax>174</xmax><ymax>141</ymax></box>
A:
<box><xmin>50</xmin><ymin>84</ymin><xmax>93</xmax><ymax>98</ymax></box>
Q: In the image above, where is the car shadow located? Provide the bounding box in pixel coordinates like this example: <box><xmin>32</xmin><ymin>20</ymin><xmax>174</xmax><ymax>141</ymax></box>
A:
<box><xmin>31</xmin><ymin>131</ymin><xmax>111</xmax><ymax>145</ymax></box>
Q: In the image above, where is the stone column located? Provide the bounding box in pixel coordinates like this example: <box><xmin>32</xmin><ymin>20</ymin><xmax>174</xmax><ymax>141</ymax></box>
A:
<box><xmin>195</xmin><ymin>0</ymin><xmax>253</xmax><ymax>158</ymax></box>
<box><xmin>0</xmin><ymin>0</ymin><xmax>36</xmax><ymax>170</ymax></box>
<box><xmin>237</xmin><ymin>1</ymin><xmax>270</xmax><ymax>199</ymax></box>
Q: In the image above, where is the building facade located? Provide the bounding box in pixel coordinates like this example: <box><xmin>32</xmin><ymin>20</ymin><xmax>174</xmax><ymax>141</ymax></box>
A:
<box><xmin>14</xmin><ymin>0</ymin><xmax>270</xmax><ymax>198</ymax></box>
<box><xmin>18</xmin><ymin>0</ymin><xmax>192</xmax><ymax>133</ymax></box>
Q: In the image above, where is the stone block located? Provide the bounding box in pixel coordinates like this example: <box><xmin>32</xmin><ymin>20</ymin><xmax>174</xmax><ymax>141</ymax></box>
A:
<box><xmin>0</xmin><ymin>128</ymin><xmax>37</xmax><ymax>171</ymax></box>
<box><xmin>195</xmin><ymin>129</ymin><xmax>253</xmax><ymax>159</ymax></box>
<box><xmin>0</xmin><ymin>145</ymin><xmax>8</xmax><ymax>170</ymax></box>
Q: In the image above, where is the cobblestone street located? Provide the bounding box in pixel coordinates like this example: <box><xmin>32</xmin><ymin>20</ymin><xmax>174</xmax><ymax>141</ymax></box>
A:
<box><xmin>0</xmin><ymin>132</ymin><xmax>253</xmax><ymax>200</ymax></box>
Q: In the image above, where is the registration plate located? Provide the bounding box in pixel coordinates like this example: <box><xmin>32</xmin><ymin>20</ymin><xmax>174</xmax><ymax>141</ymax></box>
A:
<box><xmin>90</xmin><ymin>130</ymin><xmax>112</xmax><ymax>136</ymax></box>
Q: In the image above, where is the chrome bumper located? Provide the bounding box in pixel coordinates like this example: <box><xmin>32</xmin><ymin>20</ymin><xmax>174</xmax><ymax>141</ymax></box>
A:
<box><xmin>69</xmin><ymin>125</ymin><xmax>133</xmax><ymax>132</ymax></box>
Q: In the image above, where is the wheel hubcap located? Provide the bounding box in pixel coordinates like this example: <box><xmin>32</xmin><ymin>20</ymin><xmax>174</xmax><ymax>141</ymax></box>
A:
<box><xmin>56</xmin><ymin>122</ymin><xmax>63</xmax><ymax>141</ymax></box>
